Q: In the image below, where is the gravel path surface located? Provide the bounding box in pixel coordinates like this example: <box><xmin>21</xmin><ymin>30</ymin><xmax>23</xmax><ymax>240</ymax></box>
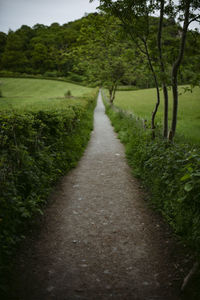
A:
<box><xmin>12</xmin><ymin>91</ymin><xmax>185</xmax><ymax>300</ymax></box>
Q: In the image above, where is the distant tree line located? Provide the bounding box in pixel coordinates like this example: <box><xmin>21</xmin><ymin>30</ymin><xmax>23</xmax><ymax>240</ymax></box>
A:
<box><xmin>0</xmin><ymin>11</ymin><xmax>199</xmax><ymax>93</ymax></box>
<box><xmin>0</xmin><ymin>19</ymin><xmax>85</xmax><ymax>79</ymax></box>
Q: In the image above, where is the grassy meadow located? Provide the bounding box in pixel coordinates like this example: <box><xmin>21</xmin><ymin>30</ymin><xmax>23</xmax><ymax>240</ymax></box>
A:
<box><xmin>0</xmin><ymin>78</ymin><xmax>93</xmax><ymax>112</ymax></box>
<box><xmin>113</xmin><ymin>86</ymin><xmax>200</xmax><ymax>145</ymax></box>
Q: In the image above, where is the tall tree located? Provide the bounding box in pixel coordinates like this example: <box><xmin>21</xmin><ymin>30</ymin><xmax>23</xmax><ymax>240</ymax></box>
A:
<box><xmin>156</xmin><ymin>0</ymin><xmax>169</xmax><ymax>138</ymax></box>
<box><xmin>75</xmin><ymin>13</ymin><xmax>133</xmax><ymax>103</ymax></box>
<box><xmin>0</xmin><ymin>32</ymin><xmax>7</xmax><ymax>67</ymax></box>
<box><xmin>168</xmin><ymin>0</ymin><xmax>200</xmax><ymax>140</ymax></box>
<box><xmin>1</xmin><ymin>30</ymin><xmax>29</xmax><ymax>72</ymax></box>
<box><xmin>92</xmin><ymin>0</ymin><xmax>200</xmax><ymax>140</ymax></box>
<box><xmin>91</xmin><ymin>0</ymin><xmax>162</xmax><ymax>137</ymax></box>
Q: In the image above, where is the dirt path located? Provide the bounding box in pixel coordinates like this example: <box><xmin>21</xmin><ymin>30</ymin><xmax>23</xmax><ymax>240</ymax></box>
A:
<box><xmin>11</xmin><ymin>91</ymin><xmax>186</xmax><ymax>299</ymax></box>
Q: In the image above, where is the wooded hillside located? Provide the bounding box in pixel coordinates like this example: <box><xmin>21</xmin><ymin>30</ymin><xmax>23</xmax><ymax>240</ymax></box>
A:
<box><xmin>0</xmin><ymin>12</ymin><xmax>199</xmax><ymax>89</ymax></box>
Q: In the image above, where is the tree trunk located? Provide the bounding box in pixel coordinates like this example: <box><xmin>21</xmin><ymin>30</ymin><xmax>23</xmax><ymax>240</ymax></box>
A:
<box><xmin>144</xmin><ymin>41</ymin><xmax>160</xmax><ymax>139</ymax></box>
<box><xmin>158</xmin><ymin>0</ymin><xmax>169</xmax><ymax>138</ymax></box>
<box><xmin>109</xmin><ymin>87</ymin><xmax>113</xmax><ymax>103</ymax></box>
<box><xmin>109</xmin><ymin>83</ymin><xmax>117</xmax><ymax>104</ymax></box>
<box><xmin>116</xmin><ymin>13</ymin><xmax>160</xmax><ymax>138</ymax></box>
<box><xmin>169</xmin><ymin>0</ymin><xmax>191</xmax><ymax>141</ymax></box>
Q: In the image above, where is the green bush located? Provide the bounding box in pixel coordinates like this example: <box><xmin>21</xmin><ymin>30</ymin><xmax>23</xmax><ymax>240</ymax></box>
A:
<box><xmin>64</xmin><ymin>90</ymin><xmax>72</xmax><ymax>98</ymax></box>
<box><xmin>0</xmin><ymin>91</ymin><xmax>97</xmax><ymax>265</ymax></box>
<box><xmin>67</xmin><ymin>72</ymin><xmax>85</xmax><ymax>83</ymax></box>
<box><xmin>44</xmin><ymin>71</ymin><xmax>63</xmax><ymax>78</ymax></box>
<box><xmin>105</xmin><ymin>101</ymin><xmax>200</xmax><ymax>253</ymax></box>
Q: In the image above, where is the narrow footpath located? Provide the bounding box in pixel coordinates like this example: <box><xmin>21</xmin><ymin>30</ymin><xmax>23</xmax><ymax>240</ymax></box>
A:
<box><xmin>11</xmin><ymin>92</ymin><xmax>186</xmax><ymax>299</ymax></box>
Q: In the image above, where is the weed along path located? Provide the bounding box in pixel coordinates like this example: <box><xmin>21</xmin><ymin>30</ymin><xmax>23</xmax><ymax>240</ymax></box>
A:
<box><xmin>12</xmin><ymin>91</ymin><xmax>186</xmax><ymax>300</ymax></box>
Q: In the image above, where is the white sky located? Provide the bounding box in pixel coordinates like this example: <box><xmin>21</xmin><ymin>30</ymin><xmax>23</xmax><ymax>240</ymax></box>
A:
<box><xmin>0</xmin><ymin>0</ymin><xmax>99</xmax><ymax>33</ymax></box>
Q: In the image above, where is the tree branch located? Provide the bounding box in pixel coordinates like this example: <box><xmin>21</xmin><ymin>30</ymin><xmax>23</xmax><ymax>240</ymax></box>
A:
<box><xmin>188</xmin><ymin>15</ymin><xmax>200</xmax><ymax>25</ymax></box>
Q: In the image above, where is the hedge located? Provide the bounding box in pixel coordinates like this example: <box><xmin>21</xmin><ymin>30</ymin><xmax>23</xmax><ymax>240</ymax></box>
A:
<box><xmin>105</xmin><ymin>101</ymin><xmax>200</xmax><ymax>254</ymax></box>
<box><xmin>0</xmin><ymin>90</ymin><xmax>97</xmax><ymax>268</ymax></box>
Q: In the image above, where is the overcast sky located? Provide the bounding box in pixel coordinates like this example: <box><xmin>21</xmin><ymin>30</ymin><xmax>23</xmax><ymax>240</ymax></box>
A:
<box><xmin>0</xmin><ymin>0</ymin><xmax>99</xmax><ymax>33</ymax></box>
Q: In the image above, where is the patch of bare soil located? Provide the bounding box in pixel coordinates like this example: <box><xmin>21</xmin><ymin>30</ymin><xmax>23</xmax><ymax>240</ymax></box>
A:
<box><xmin>9</xmin><ymin>92</ymin><xmax>194</xmax><ymax>299</ymax></box>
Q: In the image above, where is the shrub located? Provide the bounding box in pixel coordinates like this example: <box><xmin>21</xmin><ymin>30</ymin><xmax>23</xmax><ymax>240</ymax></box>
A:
<box><xmin>44</xmin><ymin>71</ymin><xmax>63</xmax><ymax>78</ymax></box>
<box><xmin>67</xmin><ymin>72</ymin><xmax>85</xmax><ymax>83</ymax></box>
<box><xmin>0</xmin><ymin>90</ymin><xmax>97</xmax><ymax>269</ymax></box>
<box><xmin>64</xmin><ymin>90</ymin><xmax>72</xmax><ymax>98</ymax></box>
<box><xmin>104</xmin><ymin>100</ymin><xmax>200</xmax><ymax>253</ymax></box>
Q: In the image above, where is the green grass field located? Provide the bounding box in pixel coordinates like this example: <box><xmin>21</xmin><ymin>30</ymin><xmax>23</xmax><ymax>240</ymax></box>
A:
<box><xmin>0</xmin><ymin>78</ymin><xmax>93</xmax><ymax>111</ymax></box>
<box><xmin>113</xmin><ymin>86</ymin><xmax>200</xmax><ymax>145</ymax></box>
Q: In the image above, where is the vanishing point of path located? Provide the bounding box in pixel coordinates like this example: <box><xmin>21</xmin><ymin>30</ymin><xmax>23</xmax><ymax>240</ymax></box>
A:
<box><xmin>11</xmin><ymin>92</ymin><xmax>185</xmax><ymax>299</ymax></box>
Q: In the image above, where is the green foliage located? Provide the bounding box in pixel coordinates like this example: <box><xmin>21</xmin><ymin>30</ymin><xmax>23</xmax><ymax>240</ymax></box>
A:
<box><xmin>75</xmin><ymin>13</ymin><xmax>138</xmax><ymax>98</ymax></box>
<box><xmin>67</xmin><ymin>72</ymin><xmax>85</xmax><ymax>83</ymax></box>
<box><xmin>0</xmin><ymin>90</ymin><xmax>97</xmax><ymax>277</ymax></box>
<box><xmin>64</xmin><ymin>90</ymin><xmax>72</xmax><ymax>98</ymax></box>
<box><xmin>105</xmin><ymin>100</ymin><xmax>200</xmax><ymax>253</ymax></box>
<box><xmin>0</xmin><ymin>16</ymin><xmax>91</xmax><ymax>78</ymax></box>
<box><xmin>0</xmin><ymin>10</ymin><xmax>199</xmax><ymax>90</ymax></box>
<box><xmin>93</xmin><ymin>0</ymin><xmax>200</xmax><ymax>88</ymax></box>
<box><xmin>93</xmin><ymin>0</ymin><xmax>200</xmax><ymax>140</ymax></box>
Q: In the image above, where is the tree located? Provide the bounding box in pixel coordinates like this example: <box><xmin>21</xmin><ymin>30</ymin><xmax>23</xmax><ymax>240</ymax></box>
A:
<box><xmin>182</xmin><ymin>29</ymin><xmax>200</xmax><ymax>85</ymax></box>
<box><xmin>168</xmin><ymin>0</ymin><xmax>200</xmax><ymax>140</ymax></box>
<box><xmin>31</xmin><ymin>43</ymin><xmax>52</xmax><ymax>73</ymax></box>
<box><xmin>75</xmin><ymin>13</ymin><xmax>133</xmax><ymax>103</ymax></box>
<box><xmin>91</xmin><ymin>0</ymin><xmax>163</xmax><ymax>137</ymax></box>
<box><xmin>1</xmin><ymin>30</ymin><xmax>29</xmax><ymax>72</ymax></box>
<box><xmin>156</xmin><ymin>0</ymin><xmax>169</xmax><ymax>138</ymax></box>
<box><xmin>0</xmin><ymin>32</ymin><xmax>7</xmax><ymax>67</ymax></box>
<box><xmin>91</xmin><ymin>0</ymin><xmax>200</xmax><ymax>140</ymax></box>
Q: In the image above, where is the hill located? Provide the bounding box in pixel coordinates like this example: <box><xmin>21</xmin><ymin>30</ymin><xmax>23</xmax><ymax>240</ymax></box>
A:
<box><xmin>0</xmin><ymin>77</ymin><xmax>93</xmax><ymax>111</ymax></box>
